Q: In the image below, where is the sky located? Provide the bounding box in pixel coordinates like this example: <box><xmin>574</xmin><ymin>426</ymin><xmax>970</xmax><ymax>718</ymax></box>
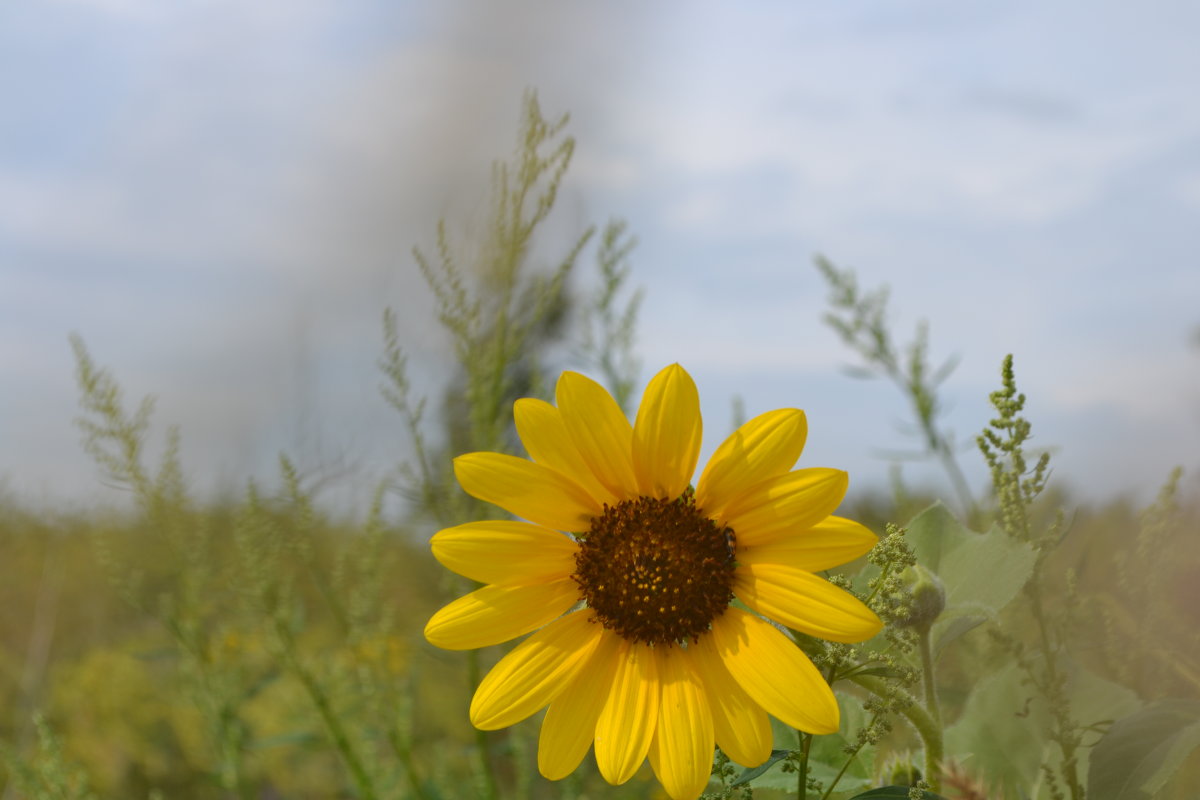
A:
<box><xmin>3</xmin><ymin>0</ymin><xmax>1198</xmax><ymax>516</ymax></box>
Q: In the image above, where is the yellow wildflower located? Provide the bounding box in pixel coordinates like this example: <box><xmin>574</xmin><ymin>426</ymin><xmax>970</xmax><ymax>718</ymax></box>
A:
<box><xmin>425</xmin><ymin>364</ymin><xmax>882</xmax><ymax>799</ymax></box>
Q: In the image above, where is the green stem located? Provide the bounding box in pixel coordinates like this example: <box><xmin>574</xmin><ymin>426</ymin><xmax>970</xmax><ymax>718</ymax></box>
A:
<box><xmin>820</xmin><ymin>739</ymin><xmax>869</xmax><ymax>800</ymax></box>
<box><xmin>797</xmin><ymin>731</ymin><xmax>813</xmax><ymax>800</ymax></box>
<box><xmin>274</xmin><ymin>619</ymin><xmax>377</xmax><ymax>800</ymax></box>
<box><xmin>1027</xmin><ymin>578</ymin><xmax>1083</xmax><ymax>800</ymax></box>
<box><xmin>468</xmin><ymin>649</ymin><xmax>500</xmax><ymax>800</ymax></box>
<box><xmin>917</xmin><ymin>628</ymin><xmax>943</xmax><ymax>790</ymax></box>
<box><xmin>935</xmin><ymin>440</ymin><xmax>976</xmax><ymax>523</ymax></box>
<box><xmin>850</xmin><ymin>674</ymin><xmax>942</xmax><ymax>790</ymax></box>
<box><xmin>387</xmin><ymin>728</ymin><xmax>432</xmax><ymax>800</ymax></box>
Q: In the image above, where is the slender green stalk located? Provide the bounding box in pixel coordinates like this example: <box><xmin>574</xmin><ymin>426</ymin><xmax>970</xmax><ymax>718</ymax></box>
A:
<box><xmin>916</xmin><ymin>628</ymin><xmax>942</xmax><ymax>790</ymax></box>
<box><xmin>797</xmin><ymin>730</ymin><xmax>813</xmax><ymax>800</ymax></box>
<box><xmin>468</xmin><ymin>649</ymin><xmax>500</xmax><ymax>800</ymax></box>
<box><xmin>387</xmin><ymin>728</ymin><xmax>432</xmax><ymax>800</ymax></box>
<box><xmin>935</xmin><ymin>442</ymin><xmax>975</xmax><ymax>523</ymax></box>
<box><xmin>850</xmin><ymin>674</ymin><xmax>942</xmax><ymax>790</ymax></box>
<box><xmin>1027</xmin><ymin>577</ymin><xmax>1083</xmax><ymax>800</ymax></box>
<box><xmin>214</xmin><ymin>705</ymin><xmax>253</xmax><ymax>800</ymax></box>
<box><xmin>273</xmin><ymin>619</ymin><xmax>377</xmax><ymax>800</ymax></box>
<box><xmin>820</xmin><ymin>739</ymin><xmax>869</xmax><ymax>800</ymax></box>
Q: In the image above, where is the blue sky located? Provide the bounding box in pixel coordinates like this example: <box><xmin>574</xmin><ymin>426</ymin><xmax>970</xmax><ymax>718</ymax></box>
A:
<box><xmin>3</xmin><ymin>0</ymin><xmax>1198</xmax><ymax>513</ymax></box>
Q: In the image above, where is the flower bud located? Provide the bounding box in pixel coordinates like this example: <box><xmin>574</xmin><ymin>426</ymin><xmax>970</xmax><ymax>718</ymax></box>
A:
<box><xmin>897</xmin><ymin>564</ymin><xmax>946</xmax><ymax>632</ymax></box>
<box><xmin>883</xmin><ymin>753</ymin><xmax>923</xmax><ymax>787</ymax></box>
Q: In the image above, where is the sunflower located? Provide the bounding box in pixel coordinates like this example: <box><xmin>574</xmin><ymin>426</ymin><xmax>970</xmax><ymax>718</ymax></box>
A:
<box><xmin>424</xmin><ymin>364</ymin><xmax>883</xmax><ymax>800</ymax></box>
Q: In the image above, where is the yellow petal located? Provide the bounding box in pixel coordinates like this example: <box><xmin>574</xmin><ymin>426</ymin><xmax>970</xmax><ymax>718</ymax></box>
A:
<box><xmin>470</xmin><ymin>611</ymin><xmax>603</xmax><ymax>730</ymax></box>
<box><xmin>556</xmin><ymin>371</ymin><xmax>639</xmax><ymax>499</ymax></box>
<box><xmin>537</xmin><ymin>630</ymin><xmax>622</xmax><ymax>780</ymax></box>
<box><xmin>721</xmin><ymin>468</ymin><xmax>848</xmax><ymax>547</ymax></box>
<box><xmin>594</xmin><ymin>640</ymin><xmax>659</xmax><ymax>785</ymax></box>
<box><xmin>695</xmin><ymin>408</ymin><xmax>807</xmax><ymax>516</ymax></box>
<box><xmin>431</xmin><ymin>521</ymin><xmax>579</xmax><ymax>586</ymax></box>
<box><xmin>734</xmin><ymin>564</ymin><xmax>883</xmax><ymax>643</ymax></box>
<box><xmin>424</xmin><ymin>578</ymin><xmax>580</xmax><ymax>650</ymax></box>
<box><xmin>515</xmin><ymin>398</ymin><xmax>619</xmax><ymax>507</ymax></box>
<box><xmin>632</xmin><ymin>364</ymin><xmax>702</xmax><ymax>500</ymax></box>
<box><xmin>708</xmin><ymin>608</ymin><xmax>839</xmax><ymax>734</ymax></box>
<box><xmin>735</xmin><ymin>516</ymin><xmax>878</xmax><ymax>572</ymax></box>
<box><xmin>454</xmin><ymin>452</ymin><xmax>601</xmax><ymax>532</ymax></box>
<box><xmin>649</xmin><ymin>647</ymin><xmax>714</xmax><ymax>800</ymax></box>
<box><xmin>692</xmin><ymin>635</ymin><xmax>772</xmax><ymax>768</ymax></box>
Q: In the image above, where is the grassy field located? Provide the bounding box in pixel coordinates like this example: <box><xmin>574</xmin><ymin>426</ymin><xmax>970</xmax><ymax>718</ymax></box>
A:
<box><xmin>3</xmin><ymin>471</ymin><xmax>1196</xmax><ymax>800</ymax></box>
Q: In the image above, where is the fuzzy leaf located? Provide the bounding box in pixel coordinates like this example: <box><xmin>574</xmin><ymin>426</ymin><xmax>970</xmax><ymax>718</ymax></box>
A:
<box><xmin>903</xmin><ymin>502</ymin><xmax>1037</xmax><ymax>654</ymax></box>
<box><xmin>943</xmin><ymin>661</ymin><xmax>1049</xmax><ymax>798</ymax></box>
<box><xmin>731</xmin><ymin>750</ymin><xmax>790</xmax><ymax>786</ymax></box>
<box><xmin>847</xmin><ymin>665</ymin><xmax>909</xmax><ymax>680</ymax></box>
<box><xmin>846</xmin><ymin>787</ymin><xmax>949</xmax><ymax>799</ymax></box>
<box><xmin>1087</xmin><ymin>700</ymin><xmax>1200</xmax><ymax>800</ymax></box>
<box><xmin>945</xmin><ymin>661</ymin><xmax>1141</xmax><ymax>800</ymax></box>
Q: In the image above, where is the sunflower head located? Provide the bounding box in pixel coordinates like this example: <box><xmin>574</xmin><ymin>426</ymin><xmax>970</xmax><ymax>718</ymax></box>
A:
<box><xmin>573</xmin><ymin>490</ymin><xmax>736</xmax><ymax>646</ymax></box>
<box><xmin>425</xmin><ymin>364</ymin><xmax>884</xmax><ymax>800</ymax></box>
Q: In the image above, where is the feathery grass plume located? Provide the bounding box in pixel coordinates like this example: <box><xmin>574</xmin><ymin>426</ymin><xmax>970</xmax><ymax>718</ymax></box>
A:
<box><xmin>72</xmin><ymin>335</ymin><xmax>258</xmax><ymax>796</ymax></box>
<box><xmin>578</xmin><ymin>218</ymin><xmax>642</xmax><ymax>414</ymax></box>
<box><xmin>0</xmin><ymin>713</ymin><xmax>97</xmax><ymax>800</ymax></box>
<box><xmin>977</xmin><ymin>355</ymin><xmax>1051</xmax><ymax>544</ymax></box>
<box><xmin>977</xmin><ymin>355</ymin><xmax>1086</xmax><ymax>800</ymax></box>
<box><xmin>1087</xmin><ymin>467</ymin><xmax>1200</xmax><ymax>700</ymax></box>
<box><xmin>815</xmin><ymin>257</ymin><xmax>974</xmax><ymax>521</ymax></box>
<box><xmin>380</xmin><ymin>91</ymin><xmax>639</xmax><ymax>529</ymax></box>
<box><xmin>70</xmin><ymin>338</ymin><xmax>432</xmax><ymax>799</ymax></box>
<box><xmin>381</xmin><ymin>91</ymin><xmax>643</xmax><ymax>799</ymax></box>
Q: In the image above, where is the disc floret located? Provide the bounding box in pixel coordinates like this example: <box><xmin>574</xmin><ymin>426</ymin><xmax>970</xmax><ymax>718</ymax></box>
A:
<box><xmin>573</xmin><ymin>491</ymin><xmax>736</xmax><ymax>646</ymax></box>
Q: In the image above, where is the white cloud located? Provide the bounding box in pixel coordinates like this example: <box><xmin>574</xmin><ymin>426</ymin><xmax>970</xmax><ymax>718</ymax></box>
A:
<box><xmin>607</xmin><ymin>2</ymin><xmax>1200</xmax><ymax>238</ymax></box>
<box><xmin>4</xmin><ymin>0</ymin><xmax>1200</xmax><ymax>507</ymax></box>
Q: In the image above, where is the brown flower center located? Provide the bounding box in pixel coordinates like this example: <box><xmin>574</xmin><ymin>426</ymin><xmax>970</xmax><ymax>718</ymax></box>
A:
<box><xmin>572</xmin><ymin>492</ymin><xmax>736</xmax><ymax>646</ymax></box>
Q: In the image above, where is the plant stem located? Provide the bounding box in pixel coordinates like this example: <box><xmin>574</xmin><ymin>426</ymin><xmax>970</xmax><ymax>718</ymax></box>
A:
<box><xmin>274</xmin><ymin>619</ymin><xmax>377</xmax><ymax>800</ymax></box>
<box><xmin>937</xmin><ymin>443</ymin><xmax>977</xmax><ymax>523</ymax></box>
<box><xmin>820</xmin><ymin>739</ymin><xmax>869</xmax><ymax>800</ymax></box>
<box><xmin>387</xmin><ymin>728</ymin><xmax>432</xmax><ymax>800</ymax></box>
<box><xmin>917</xmin><ymin>628</ymin><xmax>943</xmax><ymax>790</ymax></box>
<box><xmin>797</xmin><ymin>731</ymin><xmax>813</xmax><ymax>800</ymax></box>
<box><xmin>1027</xmin><ymin>578</ymin><xmax>1083</xmax><ymax>800</ymax></box>
<box><xmin>468</xmin><ymin>649</ymin><xmax>500</xmax><ymax>800</ymax></box>
<box><xmin>850</xmin><ymin>674</ymin><xmax>942</xmax><ymax>791</ymax></box>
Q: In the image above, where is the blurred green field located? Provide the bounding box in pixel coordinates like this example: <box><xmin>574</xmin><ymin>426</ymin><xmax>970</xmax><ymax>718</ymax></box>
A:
<box><xmin>0</xmin><ymin>493</ymin><xmax>451</xmax><ymax>799</ymax></box>
<box><xmin>2</xmin><ymin>477</ymin><xmax>1196</xmax><ymax>799</ymax></box>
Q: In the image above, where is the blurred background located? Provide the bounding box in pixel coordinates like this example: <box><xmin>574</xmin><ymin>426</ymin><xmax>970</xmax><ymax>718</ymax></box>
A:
<box><xmin>4</xmin><ymin>4</ymin><xmax>1200</xmax><ymax>798</ymax></box>
<box><xmin>3</xmin><ymin>0</ymin><xmax>1199</xmax><ymax>509</ymax></box>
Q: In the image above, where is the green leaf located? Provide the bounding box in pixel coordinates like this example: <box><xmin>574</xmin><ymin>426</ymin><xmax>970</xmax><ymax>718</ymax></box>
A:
<box><xmin>731</xmin><ymin>750</ymin><xmax>790</xmax><ymax>786</ymax></box>
<box><xmin>846</xmin><ymin>787</ymin><xmax>949</xmax><ymax>799</ymax></box>
<box><xmin>1087</xmin><ymin>700</ymin><xmax>1200</xmax><ymax>800</ymax></box>
<box><xmin>945</xmin><ymin>660</ymin><xmax>1142</xmax><ymax>800</ymax></box>
<box><xmin>931</xmin><ymin>612</ymin><xmax>988</xmax><ymax>655</ymax></box>
<box><xmin>1069</xmin><ymin>666</ymin><xmax>1143</xmax><ymax>733</ymax></box>
<box><xmin>903</xmin><ymin>502</ymin><xmax>1037</xmax><ymax>655</ymax></box>
<box><xmin>845</xmin><ymin>665</ymin><xmax>909</xmax><ymax>680</ymax></box>
<box><xmin>743</xmin><ymin>694</ymin><xmax>874</xmax><ymax>794</ymax></box>
<box><xmin>943</xmin><ymin>661</ymin><xmax>1049</xmax><ymax>798</ymax></box>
